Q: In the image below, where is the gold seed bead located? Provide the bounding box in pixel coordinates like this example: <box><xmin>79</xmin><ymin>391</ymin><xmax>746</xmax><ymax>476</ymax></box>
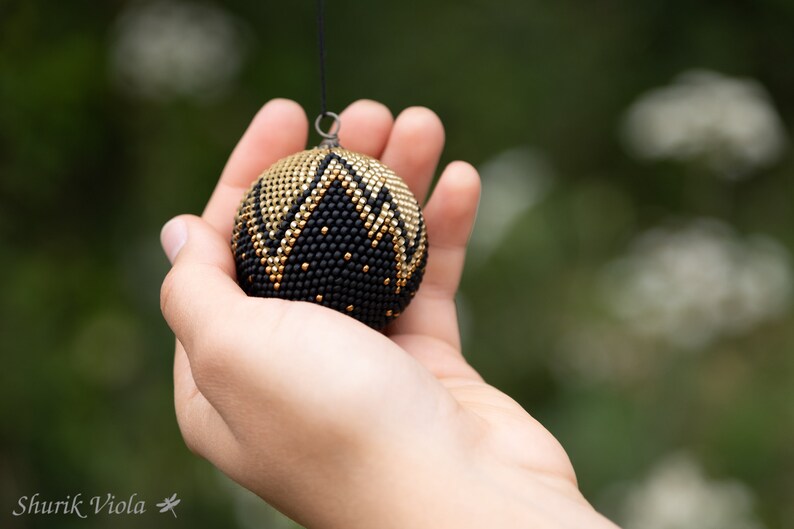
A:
<box><xmin>386</xmin><ymin>310</ymin><xmax>393</xmax><ymax>317</ymax></box>
<box><xmin>316</xmin><ymin>294</ymin><xmax>323</xmax><ymax>302</ymax></box>
<box><xmin>344</xmin><ymin>252</ymin><xmax>352</xmax><ymax>261</ymax></box>
<box><xmin>301</xmin><ymin>262</ymin><xmax>310</xmax><ymax>271</ymax></box>
<box><xmin>346</xmin><ymin>305</ymin><xmax>354</xmax><ymax>312</ymax></box>
<box><xmin>384</xmin><ymin>278</ymin><xmax>390</xmax><ymax>285</ymax></box>
<box><xmin>321</xmin><ymin>226</ymin><xmax>329</xmax><ymax>235</ymax></box>
<box><xmin>363</xmin><ymin>265</ymin><xmax>370</xmax><ymax>273</ymax></box>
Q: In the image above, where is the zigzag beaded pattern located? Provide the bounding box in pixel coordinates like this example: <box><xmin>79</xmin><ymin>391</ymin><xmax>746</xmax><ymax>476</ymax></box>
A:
<box><xmin>232</xmin><ymin>148</ymin><xmax>428</xmax><ymax>330</ymax></box>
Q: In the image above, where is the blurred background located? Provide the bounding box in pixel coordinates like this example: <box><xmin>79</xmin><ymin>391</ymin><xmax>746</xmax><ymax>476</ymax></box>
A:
<box><xmin>2</xmin><ymin>0</ymin><xmax>793</xmax><ymax>527</ymax></box>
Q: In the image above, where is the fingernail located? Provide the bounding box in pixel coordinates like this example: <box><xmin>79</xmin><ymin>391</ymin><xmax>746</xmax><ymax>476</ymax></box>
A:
<box><xmin>160</xmin><ymin>218</ymin><xmax>187</xmax><ymax>264</ymax></box>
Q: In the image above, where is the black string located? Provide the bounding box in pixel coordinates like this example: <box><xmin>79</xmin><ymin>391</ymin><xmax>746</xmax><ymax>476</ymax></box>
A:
<box><xmin>316</xmin><ymin>0</ymin><xmax>328</xmax><ymax>116</ymax></box>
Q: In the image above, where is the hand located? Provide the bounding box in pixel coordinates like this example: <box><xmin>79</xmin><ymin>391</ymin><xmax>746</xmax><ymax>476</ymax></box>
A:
<box><xmin>160</xmin><ymin>99</ymin><xmax>619</xmax><ymax>529</ymax></box>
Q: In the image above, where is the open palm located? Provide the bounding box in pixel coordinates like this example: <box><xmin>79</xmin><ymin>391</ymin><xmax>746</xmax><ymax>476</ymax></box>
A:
<box><xmin>160</xmin><ymin>99</ymin><xmax>617</xmax><ymax>528</ymax></box>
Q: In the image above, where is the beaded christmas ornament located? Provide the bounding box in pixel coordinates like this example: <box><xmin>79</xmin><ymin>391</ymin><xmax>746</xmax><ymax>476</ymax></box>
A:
<box><xmin>231</xmin><ymin>138</ymin><xmax>428</xmax><ymax>329</ymax></box>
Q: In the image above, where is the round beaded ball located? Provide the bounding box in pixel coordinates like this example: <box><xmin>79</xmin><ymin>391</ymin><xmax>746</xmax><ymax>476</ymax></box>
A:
<box><xmin>232</xmin><ymin>147</ymin><xmax>428</xmax><ymax>330</ymax></box>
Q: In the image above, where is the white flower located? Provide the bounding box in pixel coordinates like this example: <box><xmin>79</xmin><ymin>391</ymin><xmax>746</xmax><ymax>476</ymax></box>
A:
<box><xmin>469</xmin><ymin>147</ymin><xmax>553</xmax><ymax>266</ymax></box>
<box><xmin>111</xmin><ymin>1</ymin><xmax>245</xmax><ymax>100</ymax></box>
<box><xmin>622</xmin><ymin>70</ymin><xmax>786</xmax><ymax>177</ymax></box>
<box><xmin>620</xmin><ymin>454</ymin><xmax>765</xmax><ymax>529</ymax></box>
<box><xmin>603</xmin><ymin>219</ymin><xmax>791</xmax><ymax>349</ymax></box>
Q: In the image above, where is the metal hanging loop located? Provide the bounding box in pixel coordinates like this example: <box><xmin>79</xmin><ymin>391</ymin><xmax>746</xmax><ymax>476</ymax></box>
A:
<box><xmin>315</xmin><ymin>111</ymin><xmax>341</xmax><ymax>148</ymax></box>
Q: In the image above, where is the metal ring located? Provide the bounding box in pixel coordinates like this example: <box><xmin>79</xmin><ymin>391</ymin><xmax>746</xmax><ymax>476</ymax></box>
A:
<box><xmin>314</xmin><ymin>111</ymin><xmax>341</xmax><ymax>140</ymax></box>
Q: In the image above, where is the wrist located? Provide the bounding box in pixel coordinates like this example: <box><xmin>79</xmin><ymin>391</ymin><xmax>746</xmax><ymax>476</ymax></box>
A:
<box><xmin>313</xmin><ymin>442</ymin><xmax>617</xmax><ymax>529</ymax></box>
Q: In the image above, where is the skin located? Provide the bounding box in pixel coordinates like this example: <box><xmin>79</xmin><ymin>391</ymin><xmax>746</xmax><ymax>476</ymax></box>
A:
<box><xmin>159</xmin><ymin>99</ymin><xmax>620</xmax><ymax>529</ymax></box>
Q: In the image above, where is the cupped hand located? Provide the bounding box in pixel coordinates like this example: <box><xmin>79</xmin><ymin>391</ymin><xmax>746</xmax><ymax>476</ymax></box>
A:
<box><xmin>160</xmin><ymin>99</ymin><xmax>618</xmax><ymax>529</ymax></box>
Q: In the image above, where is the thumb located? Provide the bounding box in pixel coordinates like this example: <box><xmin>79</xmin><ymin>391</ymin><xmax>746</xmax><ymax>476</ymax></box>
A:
<box><xmin>159</xmin><ymin>215</ymin><xmax>245</xmax><ymax>352</ymax></box>
<box><xmin>160</xmin><ymin>214</ymin><xmax>237</xmax><ymax>275</ymax></box>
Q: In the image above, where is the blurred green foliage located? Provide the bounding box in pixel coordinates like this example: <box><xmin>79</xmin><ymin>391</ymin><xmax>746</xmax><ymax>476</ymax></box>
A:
<box><xmin>2</xmin><ymin>1</ymin><xmax>794</xmax><ymax>528</ymax></box>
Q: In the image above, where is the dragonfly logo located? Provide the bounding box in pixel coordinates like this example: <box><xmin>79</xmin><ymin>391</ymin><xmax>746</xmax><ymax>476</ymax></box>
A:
<box><xmin>156</xmin><ymin>493</ymin><xmax>181</xmax><ymax>518</ymax></box>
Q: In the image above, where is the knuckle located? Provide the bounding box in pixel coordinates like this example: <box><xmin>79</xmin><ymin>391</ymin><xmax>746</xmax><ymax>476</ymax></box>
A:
<box><xmin>188</xmin><ymin>337</ymin><xmax>229</xmax><ymax>388</ymax></box>
<box><xmin>159</xmin><ymin>266</ymin><xmax>183</xmax><ymax>318</ymax></box>
<box><xmin>186</xmin><ymin>314</ymin><xmax>244</xmax><ymax>391</ymax></box>
<box><xmin>188</xmin><ymin>352</ymin><xmax>223</xmax><ymax>390</ymax></box>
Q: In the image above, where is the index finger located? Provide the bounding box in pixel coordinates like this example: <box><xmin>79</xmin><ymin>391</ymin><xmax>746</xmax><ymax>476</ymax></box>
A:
<box><xmin>202</xmin><ymin>99</ymin><xmax>309</xmax><ymax>237</ymax></box>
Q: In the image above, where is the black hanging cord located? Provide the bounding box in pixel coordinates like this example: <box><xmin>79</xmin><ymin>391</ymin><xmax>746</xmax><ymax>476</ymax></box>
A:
<box><xmin>314</xmin><ymin>0</ymin><xmax>340</xmax><ymax>145</ymax></box>
<box><xmin>316</xmin><ymin>0</ymin><xmax>328</xmax><ymax>117</ymax></box>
